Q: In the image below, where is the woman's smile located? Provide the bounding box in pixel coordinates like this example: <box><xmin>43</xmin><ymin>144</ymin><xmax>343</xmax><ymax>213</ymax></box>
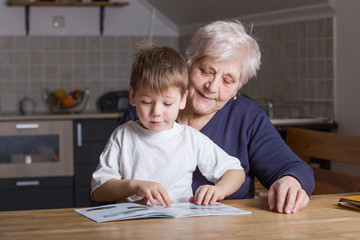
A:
<box><xmin>197</xmin><ymin>90</ymin><xmax>215</xmax><ymax>101</ymax></box>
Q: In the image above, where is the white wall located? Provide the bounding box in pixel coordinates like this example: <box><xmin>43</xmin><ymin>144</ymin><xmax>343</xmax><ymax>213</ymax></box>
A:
<box><xmin>0</xmin><ymin>0</ymin><xmax>177</xmax><ymax>36</ymax></box>
<box><xmin>329</xmin><ymin>0</ymin><xmax>360</xmax><ymax>176</ymax></box>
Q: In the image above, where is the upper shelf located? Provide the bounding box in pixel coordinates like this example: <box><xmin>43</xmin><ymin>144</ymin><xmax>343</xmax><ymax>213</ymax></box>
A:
<box><xmin>6</xmin><ymin>1</ymin><xmax>130</xmax><ymax>35</ymax></box>
<box><xmin>6</xmin><ymin>1</ymin><xmax>129</xmax><ymax>7</ymax></box>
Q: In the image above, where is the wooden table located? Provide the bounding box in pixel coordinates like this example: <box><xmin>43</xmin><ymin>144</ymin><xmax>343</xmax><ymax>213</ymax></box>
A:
<box><xmin>1</xmin><ymin>193</ymin><xmax>359</xmax><ymax>240</ymax></box>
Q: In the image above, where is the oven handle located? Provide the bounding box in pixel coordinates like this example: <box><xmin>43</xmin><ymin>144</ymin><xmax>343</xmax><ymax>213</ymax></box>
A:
<box><xmin>15</xmin><ymin>123</ymin><xmax>40</xmax><ymax>129</ymax></box>
<box><xmin>16</xmin><ymin>180</ymin><xmax>40</xmax><ymax>187</ymax></box>
<box><xmin>77</xmin><ymin>122</ymin><xmax>82</xmax><ymax>147</ymax></box>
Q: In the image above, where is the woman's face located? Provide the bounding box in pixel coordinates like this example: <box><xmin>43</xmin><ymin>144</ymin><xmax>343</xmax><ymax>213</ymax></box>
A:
<box><xmin>187</xmin><ymin>56</ymin><xmax>243</xmax><ymax>115</ymax></box>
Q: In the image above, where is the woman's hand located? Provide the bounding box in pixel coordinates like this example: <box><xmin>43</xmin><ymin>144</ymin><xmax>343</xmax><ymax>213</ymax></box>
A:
<box><xmin>268</xmin><ymin>176</ymin><xmax>309</xmax><ymax>214</ymax></box>
<box><xmin>131</xmin><ymin>180</ymin><xmax>171</xmax><ymax>207</ymax></box>
<box><xmin>190</xmin><ymin>185</ymin><xmax>226</xmax><ymax>205</ymax></box>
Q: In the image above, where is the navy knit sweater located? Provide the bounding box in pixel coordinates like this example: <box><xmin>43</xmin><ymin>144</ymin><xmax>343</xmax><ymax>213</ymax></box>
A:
<box><xmin>119</xmin><ymin>93</ymin><xmax>315</xmax><ymax>199</ymax></box>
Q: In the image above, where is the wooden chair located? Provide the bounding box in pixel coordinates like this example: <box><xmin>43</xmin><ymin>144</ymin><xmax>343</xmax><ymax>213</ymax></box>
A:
<box><xmin>286</xmin><ymin>128</ymin><xmax>360</xmax><ymax>194</ymax></box>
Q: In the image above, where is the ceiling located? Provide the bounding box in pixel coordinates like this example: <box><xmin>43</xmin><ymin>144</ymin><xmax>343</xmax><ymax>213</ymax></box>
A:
<box><xmin>145</xmin><ymin>0</ymin><xmax>329</xmax><ymax>29</ymax></box>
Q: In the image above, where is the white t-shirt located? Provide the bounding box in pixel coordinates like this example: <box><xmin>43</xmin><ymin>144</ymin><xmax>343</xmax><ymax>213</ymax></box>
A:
<box><xmin>91</xmin><ymin>121</ymin><xmax>243</xmax><ymax>203</ymax></box>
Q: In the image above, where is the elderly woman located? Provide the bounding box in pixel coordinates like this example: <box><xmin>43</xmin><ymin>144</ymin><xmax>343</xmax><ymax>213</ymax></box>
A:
<box><xmin>120</xmin><ymin>20</ymin><xmax>315</xmax><ymax>214</ymax></box>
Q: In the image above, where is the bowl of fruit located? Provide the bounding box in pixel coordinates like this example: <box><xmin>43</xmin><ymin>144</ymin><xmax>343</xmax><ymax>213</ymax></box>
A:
<box><xmin>43</xmin><ymin>88</ymin><xmax>90</xmax><ymax>113</ymax></box>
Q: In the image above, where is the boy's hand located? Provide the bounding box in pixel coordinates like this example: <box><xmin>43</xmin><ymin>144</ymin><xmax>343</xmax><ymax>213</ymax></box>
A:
<box><xmin>190</xmin><ymin>185</ymin><xmax>226</xmax><ymax>205</ymax></box>
<box><xmin>131</xmin><ymin>180</ymin><xmax>171</xmax><ymax>207</ymax></box>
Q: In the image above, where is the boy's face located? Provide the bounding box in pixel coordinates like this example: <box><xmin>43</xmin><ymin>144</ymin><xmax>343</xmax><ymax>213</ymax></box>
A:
<box><xmin>129</xmin><ymin>84</ymin><xmax>187</xmax><ymax>132</ymax></box>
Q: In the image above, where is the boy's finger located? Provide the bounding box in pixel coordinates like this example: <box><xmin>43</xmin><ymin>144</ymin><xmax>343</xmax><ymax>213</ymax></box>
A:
<box><xmin>195</xmin><ymin>187</ymin><xmax>207</xmax><ymax>205</ymax></box>
<box><xmin>163</xmin><ymin>194</ymin><xmax>171</xmax><ymax>207</ymax></box>
<box><xmin>202</xmin><ymin>188</ymin><xmax>214</xmax><ymax>205</ymax></box>
<box><xmin>209</xmin><ymin>192</ymin><xmax>218</xmax><ymax>205</ymax></box>
<box><xmin>152</xmin><ymin>191</ymin><xmax>165</xmax><ymax>206</ymax></box>
<box><xmin>146</xmin><ymin>193</ymin><xmax>157</xmax><ymax>206</ymax></box>
<box><xmin>158</xmin><ymin>188</ymin><xmax>171</xmax><ymax>206</ymax></box>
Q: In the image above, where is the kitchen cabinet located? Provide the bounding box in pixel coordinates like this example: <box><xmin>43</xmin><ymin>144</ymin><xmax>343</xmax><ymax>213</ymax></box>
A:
<box><xmin>73</xmin><ymin>118</ymin><xmax>119</xmax><ymax>207</ymax></box>
<box><xmin>6</xmin><ymin>1</ymin><xmax>129</xmax><ymax>35</ymax></box>
<box><xmin>0</xmin><ymin>177</ymin><xmax>73</xmax><ymax>211</ymax></box>
<box><xmin>0</xmin><ymin>115</ymin><xmax>119</xmax><ymax>210</ymax></box>
<box><xmin>0</xmin><ymin>119</ymin><xmax>74</xmax><ymax>211</ymax></box>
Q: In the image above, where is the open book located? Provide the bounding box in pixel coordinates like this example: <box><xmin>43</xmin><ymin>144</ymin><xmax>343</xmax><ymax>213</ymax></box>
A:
<box><xmin>75</xmin><ymin>202</ymin><xmax>251</xmax><ymax>223</ymax></box>
<box><xmin>338</xmin><ymin>195</ymin><xmax>360</xmax><ymax>211</ymax></box>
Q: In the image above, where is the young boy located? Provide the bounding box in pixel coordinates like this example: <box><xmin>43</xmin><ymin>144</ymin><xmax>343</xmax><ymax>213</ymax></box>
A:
<box><xmin>91</xmin><ymin>42</ymin><xmax>245</xmax><ymax>207</ymax></box>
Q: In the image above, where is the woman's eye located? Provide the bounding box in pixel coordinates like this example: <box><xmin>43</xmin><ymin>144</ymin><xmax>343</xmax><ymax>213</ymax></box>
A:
<box><xmin>200</xmin><ymin>69</ymin><xmax>211</xmax><ymax>75</ymax></box>
<box><xmin>223</xmin><ymin>78</ymin><xmax>233</xmax><ymax>85</ymax></box>
<box><xmin>141</xmin><ymin>101</ymin><xmax>151</xmax><ymax>104</ymax></box>
<box><xmin>164</xmin><ymin>103</ymin><xmax>173</xmax><ymax>106</ymax></box>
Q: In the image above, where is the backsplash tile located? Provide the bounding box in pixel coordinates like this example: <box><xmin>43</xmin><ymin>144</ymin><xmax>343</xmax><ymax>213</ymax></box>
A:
<box><xmin>0</xmin><ymin>36</ymin><xmax>178</xmax><ymax>113</ymax></box>
<box><xmin>0</xmin><ymin>18</ymin><xmax>332</xmax><ymax>119</ymax></box>
<box><xmin>243</xmin><ymin>17</ymin><xmax>334</xmax><ymax>119</ymax></box>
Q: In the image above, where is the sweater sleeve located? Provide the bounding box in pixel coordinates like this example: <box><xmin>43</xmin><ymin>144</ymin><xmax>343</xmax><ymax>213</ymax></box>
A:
<box><xmin>247</xmin><ymin>110</ymin><xmax>315</xmax><ymax>196</ymax></box>
<box><xmin>119</xmin><ymin>105</ymin><xmax>138</xmax><ymax>125</ymax></box>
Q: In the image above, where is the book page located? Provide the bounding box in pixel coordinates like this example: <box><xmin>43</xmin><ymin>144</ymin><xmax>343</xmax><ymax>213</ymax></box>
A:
<box><xmin>75</xmin><ymin>202</ymin><xmax>251</xmax><ymax>223</ymax></box>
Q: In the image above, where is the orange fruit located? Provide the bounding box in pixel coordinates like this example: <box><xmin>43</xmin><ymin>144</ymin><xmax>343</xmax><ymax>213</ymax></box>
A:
<box><xmin>61</xmin><ymin>95</ymin><xmax>75</xmax><ymax>108</ymax></box>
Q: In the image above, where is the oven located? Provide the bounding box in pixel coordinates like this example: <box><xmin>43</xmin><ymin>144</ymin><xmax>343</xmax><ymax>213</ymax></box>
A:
<box><xmin>0</xmin><ymin>120</ymin><xmax>74</xmax><ymax>210</ymax></box>
<box><xmin>0</xmin><ymin>120</ymin><xmax>73</xmax><ymax>179</ymax></box>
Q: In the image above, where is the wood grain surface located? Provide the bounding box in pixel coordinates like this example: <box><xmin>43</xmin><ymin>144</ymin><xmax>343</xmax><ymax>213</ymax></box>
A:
<box><xmin>1</xmin><ymin>192</ymin><xmax>359</xmax><ymax>240</ymax></box>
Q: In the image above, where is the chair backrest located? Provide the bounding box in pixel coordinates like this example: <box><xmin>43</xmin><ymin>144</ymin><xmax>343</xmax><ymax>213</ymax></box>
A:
<box><xmin>286</xmin><ymin>128</ymin><xmax>360</xmax><ymax>194</ymax></box>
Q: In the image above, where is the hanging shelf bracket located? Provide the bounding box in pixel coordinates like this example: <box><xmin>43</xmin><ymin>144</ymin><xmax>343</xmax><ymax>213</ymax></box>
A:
<box><xmin>100</xmin><ymin>5</ymin><xmax>105</xmax><ymax>35</ymax></box>
<box><xmin>6</xmin><ymin>1</ymin><xmax>129</xmax><ymax>36</ymax></box>
<box><xmin>25</xmin><ymin>5</ymin><xmax>30</xmax><ymax>36</ymax></box>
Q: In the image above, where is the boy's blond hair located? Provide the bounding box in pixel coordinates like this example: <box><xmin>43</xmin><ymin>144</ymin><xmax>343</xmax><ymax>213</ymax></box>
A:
<box><xmin>130</xmin><ymin>42</ymin><xmax>188</xmax><ymax>95</ymax></box>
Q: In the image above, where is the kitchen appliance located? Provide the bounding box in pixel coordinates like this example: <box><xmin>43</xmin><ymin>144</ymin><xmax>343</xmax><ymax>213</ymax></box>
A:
<box><xmin>0</xmin><ymin>120</ymin><xmax>74</xmax><ymax>179</ymax></box>
<box><xmin>98</xmin><ymin>90</ymin><xmax>129</xmax><ymax>112</ymax></box>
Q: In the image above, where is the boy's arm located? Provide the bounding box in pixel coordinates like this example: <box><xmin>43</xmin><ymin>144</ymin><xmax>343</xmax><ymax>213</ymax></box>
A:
<box><xmin>92</xmin><ymin>178</ymin><xmax>171</xmax><ymax>206</ymax></box>
<box><xmin>191</xmin><ymin>169</ymin><xmax>245</xmax><ymax>205</ymax></box>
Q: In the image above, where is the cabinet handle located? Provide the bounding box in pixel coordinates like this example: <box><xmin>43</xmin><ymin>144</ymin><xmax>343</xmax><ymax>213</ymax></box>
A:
<box><xmin>15</xmin><ymin>123</ymin><xmax>39</xmax><ymax>129</ymax></box>
<box><xmin>16</xmin><ymin>180</ymin><xmax>40</xmax><ymax>187</ymax></box>
<box><xmin>77</xmin><ymin>122</ymin><xmax>82</xmax><ymax>147</ymax></box>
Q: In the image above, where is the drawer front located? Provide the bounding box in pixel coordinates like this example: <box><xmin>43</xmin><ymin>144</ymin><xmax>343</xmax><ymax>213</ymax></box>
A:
<box><xmin>0</xmin><ymin>188</ymin><xmax>73</xmax><ymax>211</ymax></box>
<box><xmin>0</xmin><ymin>177</ymin><xmax>74</xmax><ymax>211</ymax></box>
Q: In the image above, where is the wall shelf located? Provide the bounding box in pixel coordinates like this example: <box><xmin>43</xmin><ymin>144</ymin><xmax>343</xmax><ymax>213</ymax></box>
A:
<box><xmin>6</xmin><ymin>1</ymin><xmax>130</xmax><ymax>35</ymax></box>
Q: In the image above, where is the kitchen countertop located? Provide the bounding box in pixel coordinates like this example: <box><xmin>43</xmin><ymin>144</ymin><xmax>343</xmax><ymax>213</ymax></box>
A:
<box><xmin>0</xmin><ymin>112</ymin><xmax>338</xmax><ymax>130</ymax></box>
<box><xmin>0</xmin><ymin>111</ymin><xmax>122</xmax><ymax>121</ymax></box>
<box><xmin>271</xmin><ymin>117</ymin><xmax>338</xmax><ymax>131</ymax></box>
<box><xmin>270</xmin><ymin>117</ymin><xmax>332</xmax><ymax>125</ymax></box>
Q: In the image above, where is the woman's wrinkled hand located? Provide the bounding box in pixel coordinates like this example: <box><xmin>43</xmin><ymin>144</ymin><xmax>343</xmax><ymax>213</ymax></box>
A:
<box><xmin>268</xmin><ymin>175</ymin><xmax>309</xmax><ymax>214</ymax></box>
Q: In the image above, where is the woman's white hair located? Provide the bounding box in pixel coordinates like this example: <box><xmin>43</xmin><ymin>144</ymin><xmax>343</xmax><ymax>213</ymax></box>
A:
<box><xmin>186</xmin><ymin>20</ymin><xmax>261</xmax><ymax>85</ymax></box>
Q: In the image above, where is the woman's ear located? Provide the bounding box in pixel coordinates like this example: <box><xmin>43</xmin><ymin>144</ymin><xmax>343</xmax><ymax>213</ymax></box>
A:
<box><xmin>128</xmin><ymin>86</ymin><xmax>136</xmax><ymax>106</ymax></box>
<box><xmin>179</xmin><ymin>90</ymin><xmax>188</xmax><ymax>110</ymax></box>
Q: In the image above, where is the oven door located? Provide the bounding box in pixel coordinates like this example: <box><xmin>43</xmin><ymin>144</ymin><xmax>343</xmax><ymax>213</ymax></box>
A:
<box><xmin>0</xmin><ymin>120</ymin><xmax>74</xmax><ymax>179</ymax></box>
